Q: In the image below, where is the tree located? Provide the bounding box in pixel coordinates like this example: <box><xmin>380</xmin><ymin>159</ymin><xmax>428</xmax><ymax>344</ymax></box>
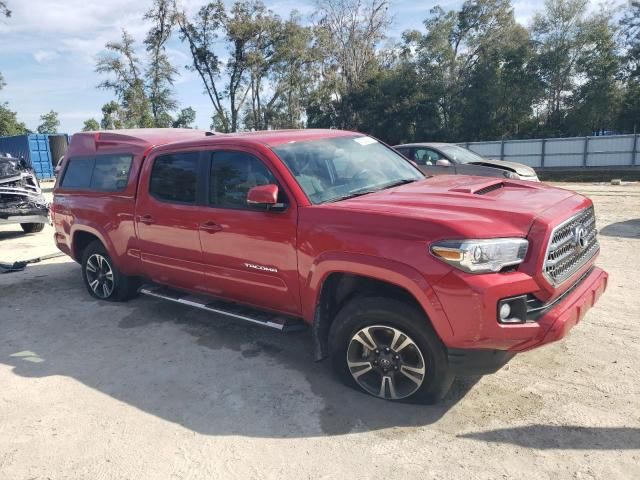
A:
<box><xmin>618</xmin><ymin>1</ymin><xmax>640</xmax><ymax>133</ymax></box>
<box><xmin>37</xmin><ymin>110</ymin><xmax>60</xmax><ymax>134</ymax></box>
<box><xmin>0</xmin><ymin>103</ymin><xmax>29</xmax><ymax>136</ymax></box>
<box><xmin>176</xmin><ymin>1</ymin><xmax>230</xmax><ymax>131</ymax></box>
<box><xmin>309</xmin><ymin>0</ymin><xmax>391</xmax><ymax>128</ymax></box>
<box><xmin>565</xmin><ymin>9</ymin><xmax>621</xmax><ymax>135</ymax></box>
<box><xmin>314</xmin><ymin>0</ymin><xmax>390</xmax><ymax>92</ymax></box>
<box><xmin>96</xmin><ymin>30</ymin><xmax>153</xmax><ymax>128</ymax></box>
<box><xmin>621</xmin><ymin>0</ymin><xmax>640</xmax><ymax>78</ymax></box>
<box><xmin>82</xmin><ymin>119</ymin><xmax>100</xmax><ymax>131</ymax></box>
<box><xmin>399</xmin><ymin>0</ymin><xmax>524</xmax><ymax>140</ymax></box>
<box><xmin>1</xmin><ymin>1</ymin><xmax>10</xmax><ymax>93</ymax></box>
<box><xmin>144</xmin><ymin>0</ymin><xmax>178</xmax><ymax>127</ymax></box>
<box><xmin>100</xmin><ymin>101</ymin><xmax>125</xmax><ymax>130</ymax></box>
<box><xmin>531</xmin><ymin>0</ymin><xmax>591</xmax><ymax>134</ymax></box>
<box><xmin>0</xmin><ymin>1</ymin><xmax>10</xmax><ymax>17</ymax></box>
<box><xmin>172</xmin><ymin>107</ymin><xmax>196</xmax><ymax>128</ymax></box>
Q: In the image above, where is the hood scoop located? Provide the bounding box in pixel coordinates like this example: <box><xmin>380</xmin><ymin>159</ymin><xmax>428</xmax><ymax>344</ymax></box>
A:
<box><xmin>450</xmin><ymin>180</ymin><xmax>504</xmax><ymax>195</ymax></box>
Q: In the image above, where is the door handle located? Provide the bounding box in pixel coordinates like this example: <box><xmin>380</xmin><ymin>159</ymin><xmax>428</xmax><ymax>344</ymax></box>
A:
<box><xmin>200</xmin><ymin>221</ymin><xmax>223</xmax><ymax>233</ymax></box>
<box><xmin>137</xmin><ymin>214</ymin><xmax>155</xmax><ymax>225</ymax></box>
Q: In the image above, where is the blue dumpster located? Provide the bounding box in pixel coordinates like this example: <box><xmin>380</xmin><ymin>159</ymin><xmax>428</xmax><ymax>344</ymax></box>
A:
<box><xmin>0</xmin><ymin>134</ymin><xmax>69</xmax><ymax>179</ymax></box>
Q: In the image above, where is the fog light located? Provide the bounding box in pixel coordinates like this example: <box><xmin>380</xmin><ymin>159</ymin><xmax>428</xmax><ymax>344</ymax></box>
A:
<box><xmin>499</xmin><ymin>303</ymin><xmax>511</xmax><ymax>320</ymax></box>
<box><xmin>497</xmin><ymin>295</ymin><xmax>529</xmax><ymax>324</ymax></box>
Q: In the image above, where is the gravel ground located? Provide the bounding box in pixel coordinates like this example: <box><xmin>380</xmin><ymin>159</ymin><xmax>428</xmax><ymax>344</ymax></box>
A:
<box><xmin>0</xmin><ymin>181</ymin><xmax>639</xmax><ymax>480</ymax></box>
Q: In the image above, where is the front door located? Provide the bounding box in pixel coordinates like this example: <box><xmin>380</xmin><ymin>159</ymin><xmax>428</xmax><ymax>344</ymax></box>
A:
<box><xmin>135</xmin><ymin>150</ymin><xmax>208</xmax><ymax>292</ymax></box>
<box><xmin>198</xmin><ymin>149</ymin><xmax>300</xmax><ymax>315</ymax></box>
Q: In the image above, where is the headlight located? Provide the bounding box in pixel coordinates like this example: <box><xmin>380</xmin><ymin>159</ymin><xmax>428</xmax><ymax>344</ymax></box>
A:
<box><xmin>431</xmin><ymin>238</ymin><xmax>528</xmax><ymax>273</ymax></box>
<box><xmin>503</xmin><ymin>170</ymin><xmax>520</xmax><ymax>179</ymax></box>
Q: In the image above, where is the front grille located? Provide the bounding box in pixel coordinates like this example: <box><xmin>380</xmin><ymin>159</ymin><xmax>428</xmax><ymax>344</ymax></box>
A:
<box><xmin>543</xmin><ymin>207</ymin><xmax>599</xmax><ymax>286</ymax></box>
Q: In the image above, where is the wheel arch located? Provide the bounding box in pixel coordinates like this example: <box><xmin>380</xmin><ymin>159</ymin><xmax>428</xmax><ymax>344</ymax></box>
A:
<box><xmin>71</xmin><ymin>226</ymin><xmax>110</xmax><ymax>263</ymax></box>
<box><xmin>306</xmin><ymin>253</ymin><xmax>453</xmax><ymax>361</ymax></box>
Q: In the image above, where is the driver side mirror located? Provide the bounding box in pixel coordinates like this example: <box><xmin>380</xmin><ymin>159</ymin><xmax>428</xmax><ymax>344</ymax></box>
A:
<box><xmin>436</xmin><ymin>159</ymin><xmax>451</xmax><ymax>167</ymax></box>
<box><xmin>247</xmin><ymin>184</ymin><xmax>279</xmax><ymax>207</ymax></box>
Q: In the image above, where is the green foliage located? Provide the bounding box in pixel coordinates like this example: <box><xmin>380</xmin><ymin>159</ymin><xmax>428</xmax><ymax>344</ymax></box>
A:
<box><xmin>144</xmin><ymin>0</ymin><xmax>178</xmax><ymax>127</ymax></box>
<box><xmin>66</xmin><ymin>0</ymin><xmax>640</xmax><ymax>139</ymax></box>
<box><xmin>96</xmin><ymin>30</ymin><xmax>154</xmax><ymax>128</ymax></box>
<box><xmin>172</xmin><ymin>107</ymin><xmax>197</xmax><ymax>128</ymax></box>
<box><xmin>82</xmin><ymin>119</ymin><xmax>100</xmax><ymax>131</ymax></box>
<box><xmin>100</xmin><ymin>101</ymin><xmax>125</xmax><ymax>130</ymax></box>
<box><xmin>37</xmin><ymin>110</ymin><xmax>60</xmax><ymax>134</ymax></box>
<box><xmin>0</xmin><ymin>102</ymin><xmax>29</xmax><ymax>136</ymax></box>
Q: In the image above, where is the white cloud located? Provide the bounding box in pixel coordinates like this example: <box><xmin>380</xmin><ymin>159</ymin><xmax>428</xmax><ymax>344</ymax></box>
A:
<box><xmin>33</xmin><ymin>50</ymin><xmax>60</xmax><ymax>63</ymax></box>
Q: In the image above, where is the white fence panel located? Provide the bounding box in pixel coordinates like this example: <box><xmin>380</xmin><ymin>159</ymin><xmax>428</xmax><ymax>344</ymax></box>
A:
<box><xmin>467</xmin><ymin>142</ymin><xmax>501</xmax><ymax>157</ymax></box>
<box><xmin>545</xmin><ymin>138</ymin><xmax>585</xmax><ymax>155</ymax></box>
<box><xmin>460</xmin><ymin>134</ymin><xmax>639</xmax><ymax>168</ymax></box>
<box><xmin>545</xmin><ymin>154</ymin><xmax>585</xmax><ymax>167</ymax></box>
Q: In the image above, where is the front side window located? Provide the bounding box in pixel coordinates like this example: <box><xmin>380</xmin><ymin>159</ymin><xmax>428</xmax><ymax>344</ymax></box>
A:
<box><xmin>414</xmin><ymin>149</ymin><xmax>442</xmax><ymax>165</ymax></box>
<box><xmin>149</xmin><ymin>152</ymin><xmax>199</xmax><ymax>203</ymax></box>
<box><xmin>61</xmin><ymin>155</ymin><xmax>132</xmax><ymax>191</ymax></box>
<box><xmin>439</xmin><ymin>146</ymin><xmax>484</xmax><ymax>164</ymax></box>
<box><xmin>209</xmin><ymin>151</ymin><xmax>278</xmax><ymax>209</ymax></box>
<box><xmin>273</xmin><ymin>136</ymin><xmax>423</xmax><ymax>204</ymax></box>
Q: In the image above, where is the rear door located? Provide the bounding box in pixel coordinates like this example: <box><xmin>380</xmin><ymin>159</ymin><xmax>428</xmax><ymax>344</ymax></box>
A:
<box><xmin>198</xmin><ymin>148</ymin><xmax>301</xmax><ymax>315</ymax></box>
<box><xmin>135</xmin><ymin>150</ymin><xmax>209</xmax><ymax>292</ymax></box>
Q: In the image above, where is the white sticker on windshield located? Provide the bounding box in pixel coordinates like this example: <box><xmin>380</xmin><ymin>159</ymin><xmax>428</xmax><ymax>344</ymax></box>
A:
<box><xmin>353</xmin><ymin>136</ymin><xmax>378</xmax><ymax>146</ymax></box>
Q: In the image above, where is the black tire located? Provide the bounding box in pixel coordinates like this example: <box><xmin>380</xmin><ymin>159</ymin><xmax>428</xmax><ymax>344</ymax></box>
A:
<box><xmin>80</xmin><ymin>240</ymin><xmax>139</xmax><ymax>302</ymax></box>
<box><xmin>329</xmin><ymin>297</ymin><xmax>454</xmax><ymax>404</ymax></box>
<box><xmin>20</xmin><ymin>223</ymin><xmax>45</xmax><ymax>233</ymax></box>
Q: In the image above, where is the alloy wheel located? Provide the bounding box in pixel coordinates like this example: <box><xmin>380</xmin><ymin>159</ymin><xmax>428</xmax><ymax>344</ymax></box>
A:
<box><xmin>85</xmin><ymin>253</ymin><xmax>115</xmax><ymax>299</ymax></box>
<box><xmin>346</xmin><ymin>325</ymin><xmax>426</xmax><ymax>400</ymax></box>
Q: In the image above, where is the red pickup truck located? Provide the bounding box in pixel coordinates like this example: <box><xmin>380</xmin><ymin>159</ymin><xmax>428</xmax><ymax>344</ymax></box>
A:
<box><xmin>52</xmin><ymin>129</ymin><xmax>608</xmax><ymax>403</ymax></box>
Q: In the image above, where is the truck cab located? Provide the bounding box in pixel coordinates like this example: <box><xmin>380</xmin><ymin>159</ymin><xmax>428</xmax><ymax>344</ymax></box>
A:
<box><xmin>52</xmin><ymin>129</ymin><xmax>608</xmax><ymax>403</ymax></box>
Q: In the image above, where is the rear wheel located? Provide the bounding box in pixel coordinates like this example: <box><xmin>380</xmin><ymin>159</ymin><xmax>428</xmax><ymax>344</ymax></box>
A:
<box><xmin>20</xmin><ymin>223</ymin><xmax>45</xmax><ymax>233</ymax></box>
<box><xmin>81</xmin><ymin>240</ymin><xmax>138</xmax><ymax>302</ymax></box>
<box><xmin>329</xmin><ymin>297</ymin><xmax>453</xmax><ymax>403</ymax></box>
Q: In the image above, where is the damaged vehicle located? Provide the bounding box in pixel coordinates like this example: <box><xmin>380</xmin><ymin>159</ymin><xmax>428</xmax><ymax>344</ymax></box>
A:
<box><xmin>0</xmin><ymin>154</ymin><xmax>49</xmax><ymax>233</ymax></box>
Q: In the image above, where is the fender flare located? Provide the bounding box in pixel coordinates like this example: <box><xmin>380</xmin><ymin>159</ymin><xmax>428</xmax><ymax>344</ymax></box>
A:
<box><xmin>69</xmin><ymin>223</ymin><xmax>114</xmax><ymax>263</ymax></box>
<box><xmin>304</xmin><ymin>251</ymin><xmax>454</xmax><ymax>345</ymax></box>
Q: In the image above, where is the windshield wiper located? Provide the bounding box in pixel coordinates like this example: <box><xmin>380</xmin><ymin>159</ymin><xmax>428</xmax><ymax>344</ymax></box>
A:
<box><xmin>327</xmin><ymin>179</ymin><xmax>418</xmax><ymax>203</ymax></box>
<box><xmin>379</xmin><ymin>178</ymin><xmax>418</xmax><ymax>190</ymax></box>
<box><xmin>327</xmin><ymin>188</ymin><xmax>379</xmax><ymax>203</ymax></box>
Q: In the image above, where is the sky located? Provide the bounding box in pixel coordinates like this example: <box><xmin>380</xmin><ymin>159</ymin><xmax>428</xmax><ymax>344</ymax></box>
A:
<box><xmin>0</xmin><ymin>0</ymin><xmax>593</xmax><ymax>134</ymax></box>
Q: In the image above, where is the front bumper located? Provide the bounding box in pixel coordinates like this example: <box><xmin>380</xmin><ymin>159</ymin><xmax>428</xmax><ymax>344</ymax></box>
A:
<box><xmin>511</xmin><ymin>266</ymin><xmax>607</xmax><ymax>351</ymax></box>
<box><xmin>432</xmin><ymin>266</ymin><xmax>608</xmax><ymax>352</ymax></box>
<box><xmin>438</xmin><ymin>267</ymin><xmax>607</xmax><ymax>375</ymax></box>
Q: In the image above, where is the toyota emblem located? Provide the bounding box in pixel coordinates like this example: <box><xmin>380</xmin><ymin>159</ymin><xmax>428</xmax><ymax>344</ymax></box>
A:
<box><xmin>573</xmin><ymin>226</ymin><xmax>587</xmax><ymax>252</ymax></box>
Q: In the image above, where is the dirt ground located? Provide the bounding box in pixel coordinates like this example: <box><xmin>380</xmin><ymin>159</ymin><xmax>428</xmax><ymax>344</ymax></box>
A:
<box><xmin>0</xmin><ymin>182</ymin><xmax>639</xmax><ymax>480</ymax></box>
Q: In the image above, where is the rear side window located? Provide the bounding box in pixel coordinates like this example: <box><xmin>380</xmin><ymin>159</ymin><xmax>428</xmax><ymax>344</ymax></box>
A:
<box><xmin>60</xmin><ymin>155</ymin><xmax>132</xmax><ymax>191</ymax></box>
<box><xmin>150</xmin><ymin>152</ymin><xmax>199</xmax><ymax>203</ymax></box>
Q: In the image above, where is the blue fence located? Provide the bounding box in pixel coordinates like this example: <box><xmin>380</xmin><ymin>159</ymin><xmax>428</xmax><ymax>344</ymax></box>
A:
<box><xmin>461</xmin><ymin>134</ymin><xmax>640</xmax><ymax>168</ymax></box>
<box><xmin>0</xmin><ymin>134</ymin><xmax>69</xmax><ymax>179</ymax></box>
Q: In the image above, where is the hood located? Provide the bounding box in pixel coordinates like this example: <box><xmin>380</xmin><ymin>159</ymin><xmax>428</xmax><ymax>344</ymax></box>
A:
<box><xmin>468</xmin><ymin>158</ymin><xmax>537</xmax><ymax>177</ymax></box>
<box><xmin>324</xmin><ymin>176</ymin><xmax>578</xmax><ymax>238</ymax></box>
<box><xmin>0</xmin><ymin>156</ymin><xmax>25</xmax><ymax>179</ymax></box>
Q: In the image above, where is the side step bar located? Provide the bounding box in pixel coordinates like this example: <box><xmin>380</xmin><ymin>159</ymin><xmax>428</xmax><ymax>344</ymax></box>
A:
<box><xmin>139</xmin><ymin>284</ymin><xmax>306</xmax><ymax>332</ymax></box>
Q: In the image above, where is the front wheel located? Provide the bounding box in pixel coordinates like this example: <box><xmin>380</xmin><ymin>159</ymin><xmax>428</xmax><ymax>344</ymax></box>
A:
<box><xmin>81</xmin><ymin>240</ymin><xmax>138</xmax><ymax>302</ymax></box>
<box><xmin>329</xmin><ymin>297</ymin><xmax>454</xmax><ymax>403</ymax></box>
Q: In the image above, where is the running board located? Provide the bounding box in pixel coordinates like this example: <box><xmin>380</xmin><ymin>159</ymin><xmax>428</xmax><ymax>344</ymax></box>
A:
<box><xmin>138</xmin><ymin>284</ymin><xmax>306</xmax><ymax>332</ymax></box>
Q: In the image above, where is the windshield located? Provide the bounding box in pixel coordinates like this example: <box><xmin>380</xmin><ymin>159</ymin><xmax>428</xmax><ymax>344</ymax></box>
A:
<box><xmin>273</xmin><ymin>136</ymin><xmax>423</xmax><ymax>204</ymax></box>
<box><xmin>439</xmin><ymin>145</ymin><xmax>485</xmax><ymax>164</ymax></box>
